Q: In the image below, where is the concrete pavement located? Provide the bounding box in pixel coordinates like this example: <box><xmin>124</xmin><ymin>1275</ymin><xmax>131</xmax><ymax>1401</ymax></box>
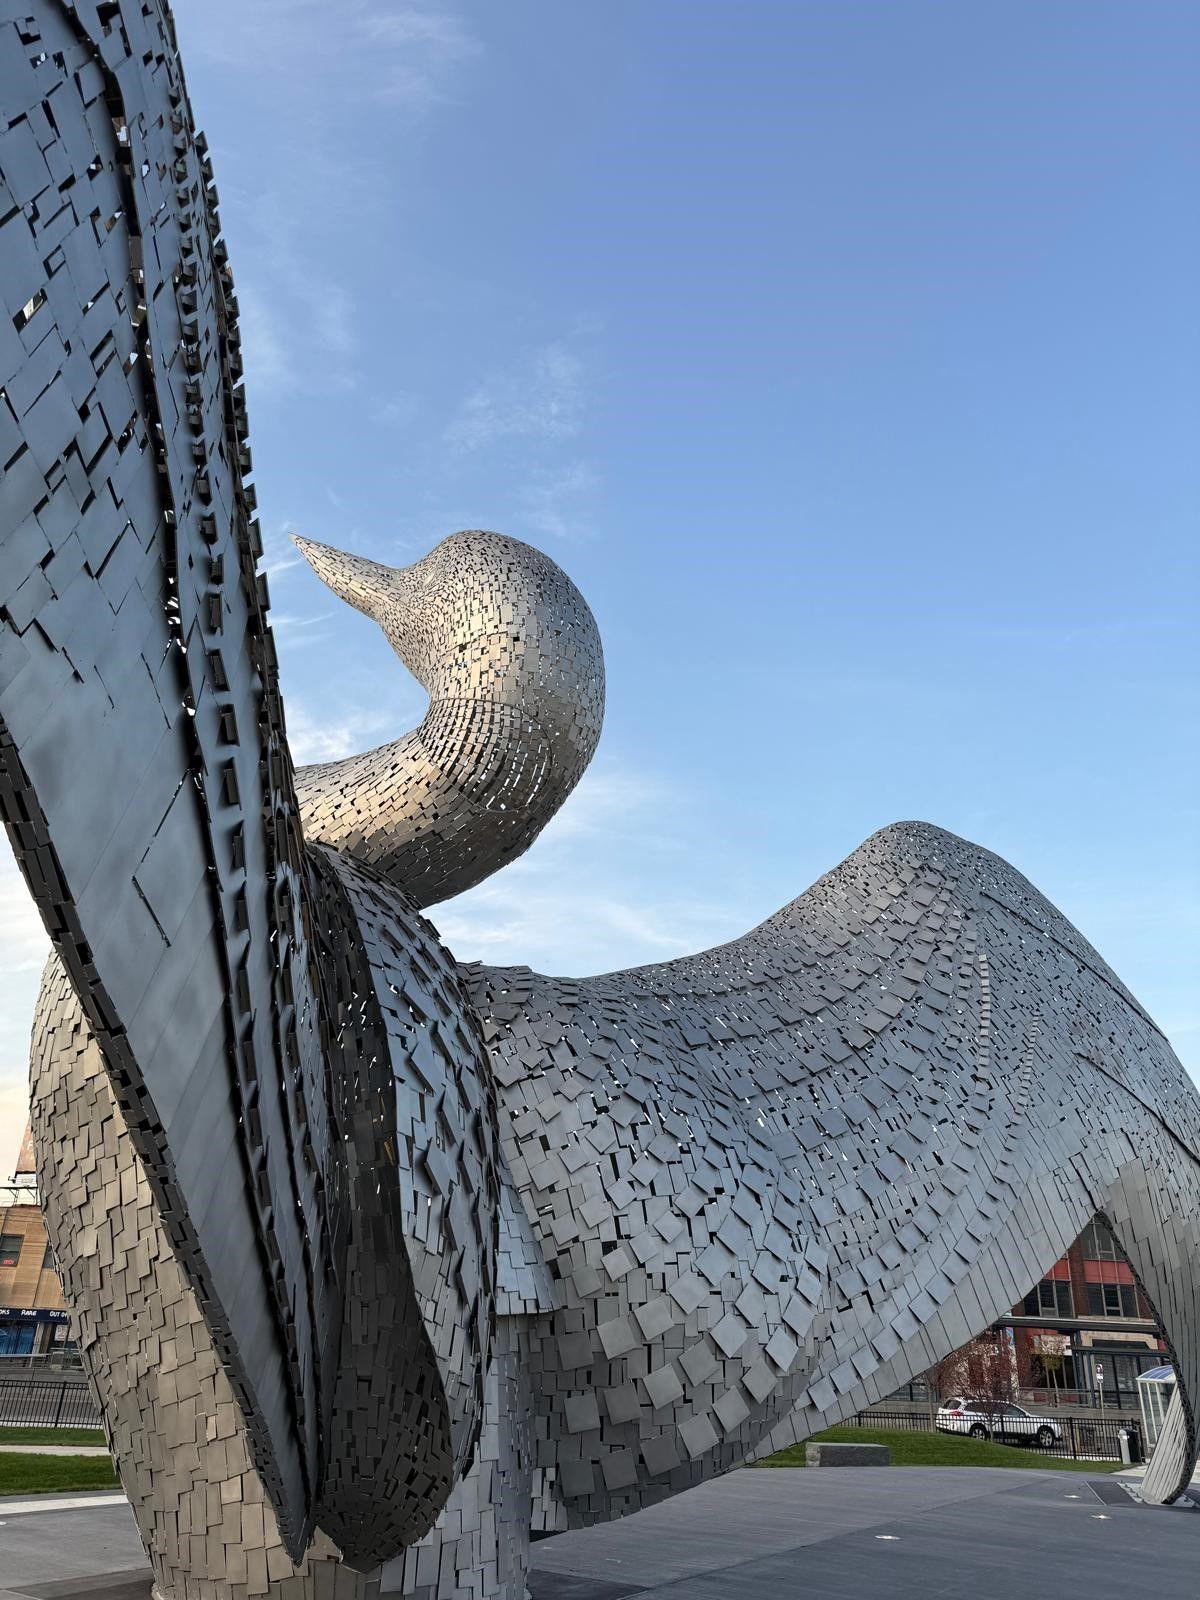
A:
<box><xmin>0</xmin><ymin>1467</ymin><xmax>1194</xmax><ymax>1599</ymax></box>
<box><xmin>0</xmin><ymin>1446</ymin><xmax>110</xmax><ymax>1457</ymax></box>
<box><xmin>0</xmin><ymin>1491</ymin><xmax>144</xmax><ymax>1600</ymax></box>
<box><xmin>527</xmin><ymin>1466</ymin><xmax>1196</xmax><ymax>1598</ymax></box>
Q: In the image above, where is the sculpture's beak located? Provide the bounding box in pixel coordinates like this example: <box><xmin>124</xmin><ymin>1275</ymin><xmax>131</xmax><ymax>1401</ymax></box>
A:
<box><xmin>291</xmin><ymin>534</ymin><xmax>397</xmax><ymax>623</ymax></box>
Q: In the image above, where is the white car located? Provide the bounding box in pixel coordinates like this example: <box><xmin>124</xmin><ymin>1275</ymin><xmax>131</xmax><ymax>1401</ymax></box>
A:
<box><xmin>936</xmin><ymin>1398</ymin><xmax>1063</xmax><ymax>1448</ymax></box>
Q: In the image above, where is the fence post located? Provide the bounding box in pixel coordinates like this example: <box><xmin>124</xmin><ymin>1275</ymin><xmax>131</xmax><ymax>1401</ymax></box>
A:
<box><xmin>53</xmin><ymin>1380</ymin><xmax>67</xmax><ymax>1428</ymax></box>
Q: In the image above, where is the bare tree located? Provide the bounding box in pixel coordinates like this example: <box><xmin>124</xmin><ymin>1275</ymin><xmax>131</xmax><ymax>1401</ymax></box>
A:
<box><xmin>920</xmin><ymin>1351</ymin><xmax>965</xmax><ymax>1427</ymax></box>
<box><xmin>937</xmin><ymin>1332</ymin><xmax>1016</xmax><ymax>1434</ymax></box>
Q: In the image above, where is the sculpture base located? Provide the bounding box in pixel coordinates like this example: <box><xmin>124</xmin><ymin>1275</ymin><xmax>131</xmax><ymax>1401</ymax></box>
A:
<box><xmin>378</xmin><ymin>1327</ymin><xmax>535</xmax><ymax>1599</ymax></box>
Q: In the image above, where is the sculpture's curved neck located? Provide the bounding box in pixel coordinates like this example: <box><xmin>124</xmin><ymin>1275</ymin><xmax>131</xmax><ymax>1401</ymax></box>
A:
<box><xmin>292</xmin><ymin>531</ymin><xmax>605</xmax><ymax>907</ymax></box>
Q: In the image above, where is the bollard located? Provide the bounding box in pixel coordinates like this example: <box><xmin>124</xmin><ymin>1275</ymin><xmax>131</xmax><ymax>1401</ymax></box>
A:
<box><xmin>1118</xmin><ymin>1428</ymin><xmax>1131</xmax><ymax>1465</ymax></box>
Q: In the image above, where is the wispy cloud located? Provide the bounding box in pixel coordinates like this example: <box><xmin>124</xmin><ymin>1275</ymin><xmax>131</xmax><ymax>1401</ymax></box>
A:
<box><xmin>236</xmin><ymin>268</ymin><xmax>359</xmax><ymax>401</ymax></box>
<box><xmin>445</xmin><ymin>342</ymin><xmax>586</xmax><ymax>451</ymax></box>
<box><xmin>235</xmin><ymin>284</ymin><xmax>295</xmax><ymax>398</ymax></box>
<box><xmin>286</xmin><ymin>700</ymin><xmax>409</xmax><ymax>765</ymax></box>
<box><xmin>532</xmin><ymin>766</ymin><xmax>675</xmax><ymax>844</ymax></box>
<box><xmin>358</xmin><ymin>6</ymin><xmax>481</xmax><ymax>107</ymax></box>
<box><xmin>179</xmin><ymin>3</ymin><xmax>480</xmax><ymax>401</ymax></box>
<box><xmin>517</xmin><ymin>460</ymin><xmax>600</xmax><ymax>542</ymax></box>
<box><xmin>182</xmin><ymin>1</ymin><xmax>480</xmax><ymax>111</ymax></box>
<box><xmin>0</xmin><ymin>859</ymin><xmax>51</xmax><ymax>978</ymax></box>
<box><xmin>0</xmin><ymin>852</ymin><xmax>50</xmax><ymax>1181</ymax></box>
<box><xmin>270</xmin><ymin>614</ymin><xmax>335</xmax><ymax>644</ymax></box>
<box><xmin>428</xmin><ymin>761</ymin><xmax>750</xmax><ymax>977</ymax></box>
<box><xmin>371</xmin><ymin>393</ymin><xmax>421</xmax><ymax>429</ymax></box>
<box><xmin>0</xmin><ymin>1076</ymin><xmax>30</xmax><ymax>1186</ymax></box>
<box><xmin>259</xmin><ymin>522</ymin><xmax>311</xmax><ymax>580</ymax></box>
<box><xmin>434</xmin><ymin>881</ymin><xmax>735</xmax><ymax>976</ymax></box>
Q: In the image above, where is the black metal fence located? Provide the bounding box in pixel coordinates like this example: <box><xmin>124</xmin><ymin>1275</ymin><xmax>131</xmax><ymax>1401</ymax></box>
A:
<box><xmin>0</xmin><ymin>1374</ymin><xmax>102</xmax><ymax>1428</ymax></box>
<box><xmin>0</xmin><ymin>1377</ymin><xmax>1146</xmax><ymax>1459</ymax></box>
<box><xmin>853</xmin><ymin>1407</ymin><xmax>1143</xmax><ymax>1463</ymax></box>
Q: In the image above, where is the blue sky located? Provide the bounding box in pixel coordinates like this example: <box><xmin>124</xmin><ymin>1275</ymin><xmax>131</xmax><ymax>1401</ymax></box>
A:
<box><xmin>2</xmin><ymin>1</ymin><xmax>1197</xmax><ymax>1171</ymax></box>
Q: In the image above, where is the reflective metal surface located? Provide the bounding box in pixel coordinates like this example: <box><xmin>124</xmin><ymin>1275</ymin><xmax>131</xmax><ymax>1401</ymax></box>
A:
<box><xmin>293</xmin><ymin>530</ymin><xmax>604</xmax><ymax>909</ymax></box>
<box><xmin>2</xmin><ymin>6</ymin><xmax>1196</xmax><ymax>1599</ymax></box>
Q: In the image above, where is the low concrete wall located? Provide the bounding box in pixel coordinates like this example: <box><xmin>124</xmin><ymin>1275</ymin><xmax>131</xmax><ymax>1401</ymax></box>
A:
<box><xmin>805</xmin><ymin>1442</ymin><xmax>891</xmax><ymax>1467</ymax></box>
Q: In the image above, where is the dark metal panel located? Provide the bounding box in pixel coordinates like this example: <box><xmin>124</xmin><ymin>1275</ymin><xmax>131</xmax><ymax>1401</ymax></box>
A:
<box><xmin>0</xmin><ymin>1</ymin><xmax>337</xmax><ymax>1549</ymax></box>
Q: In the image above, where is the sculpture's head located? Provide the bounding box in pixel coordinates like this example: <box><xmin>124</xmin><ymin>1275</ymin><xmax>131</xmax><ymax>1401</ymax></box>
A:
<box><xmin>292</xmin><ymin>530</ymin><xmax>605</xmax><ymax>905</ymax></box>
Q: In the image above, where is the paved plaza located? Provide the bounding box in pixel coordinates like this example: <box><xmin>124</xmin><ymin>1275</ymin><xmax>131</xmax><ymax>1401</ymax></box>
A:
<box><xmin>0</xmin><ymin>1468</ymin><xmax>1193</xmax><ymax>1600</ymax></box>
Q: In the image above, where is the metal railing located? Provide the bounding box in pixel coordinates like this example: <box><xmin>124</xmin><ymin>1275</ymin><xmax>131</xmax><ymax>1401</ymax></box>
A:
<box><xmin>0</xmin><ymin>1348</ymin><xmax>84</xmax><ymax>1374</ymax></box>
<box><xmin>0</xmin><ymin>1374</ymin><xmax>102</xmax><ymax>1428</ymax></box>
<box><xmin>1017</xmin><ymin>1384</ymin><xmax>1146</xmax><ymax>1412</ymax></box>
<box><xmin>852</xmin><ymin>1406</ymin><xmax>1142</xmax><ymax>1463</ymax></box>
<box><xmin>882</xmin><ymin>1381</ymin><xmax>1151</xmax><ymax>1415</ymax></box>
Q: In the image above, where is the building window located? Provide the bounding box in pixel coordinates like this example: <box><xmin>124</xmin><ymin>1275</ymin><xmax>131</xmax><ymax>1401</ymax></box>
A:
<box><xmin>1086</xmin><ymin>1282</ymin><xmax>1139</xmax><ymax>1319</ymax></box>
<box><xmin>42</xmin><ymin>1242</ymin><xmax>55</xmax><ymax>1272</ymax></box>
<box><xmin>0</xmin><ymin>1323</ymin><xmax>36</xmax><ymax>1357</ymax></box>
<box><xmin>1082</xmin><ymin>1218</ymin><xmax>1120</xmax><ymax>1261</ymax></box>
<box><xmin>1024</xmin><ymin>1277</ymin><xmax>1073</xmax><ymax>1318</ymax></box>
<box><xmin>0</xmin><ymin>1233</ymin><xmax>22</xmax><ymax>1269</ymax></box>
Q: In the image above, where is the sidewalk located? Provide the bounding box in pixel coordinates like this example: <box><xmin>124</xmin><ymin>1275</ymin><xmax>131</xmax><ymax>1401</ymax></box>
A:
<box><xmin>0</xmin><ymin>1444</ymin><xmax>110</xmax><ymax>1457</ymax></box>
<box><xmin>1116</xmin><ymin>1459</ymin><xmax>1200</xmax><ymax>1497</ymax></box>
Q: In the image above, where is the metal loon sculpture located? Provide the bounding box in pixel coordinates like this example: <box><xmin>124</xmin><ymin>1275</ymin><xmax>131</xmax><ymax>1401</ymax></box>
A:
<box><xmin>0</xmin><ymin>6</ymin><xmax>1196</xmax><ymax>1598</ymax></box>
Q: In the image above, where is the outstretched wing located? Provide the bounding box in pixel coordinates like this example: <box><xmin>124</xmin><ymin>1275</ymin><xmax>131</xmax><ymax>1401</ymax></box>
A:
<box><xmin>0</xmin><ymin>3</ymin><xmax>334</xmax><ymax>1546</ymax></box>
<box><xmin>467</xmin><ymin>821</ymin><xmax>1200</xmax><ymax>1514</ymax></box>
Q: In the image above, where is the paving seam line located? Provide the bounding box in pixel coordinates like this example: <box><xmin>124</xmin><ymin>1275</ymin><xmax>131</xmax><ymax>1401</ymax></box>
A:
<box><xmin>535</xmin><ymin>1473</ymin><xmax>1044</xmax><ymax>1594</ymax></box>
<box><xmin>0</xmin><ymin>1493</ymin><xmax>128</xmax><ymax>1517</ymax></box>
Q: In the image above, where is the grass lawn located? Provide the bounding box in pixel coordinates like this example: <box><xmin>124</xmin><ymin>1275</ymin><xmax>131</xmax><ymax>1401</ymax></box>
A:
<box><xmin>0</xmin><ymin>1425</ymin><xmax>108</xmax><ymax>1447</ymax></box>
<box><xmin>758</xmin><ymin>1425</ymin><xmax>1125</xmax><ymax>1474</ymax></box>
<box><xmin>0</xmin><ymin>1451</ymin><xmax>119</xmax><ymax>1496</ymax></box>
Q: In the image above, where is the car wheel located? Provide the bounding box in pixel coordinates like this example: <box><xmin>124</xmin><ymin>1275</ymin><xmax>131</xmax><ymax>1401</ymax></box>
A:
<box><xmin>1036</xmin><ymin>1426</ymin><xmax>1055</xmax><ymax>1448</ymax></box>
<box><xmin>968</xmin><ymin>1423</ymin><xmax>989</xmax><ymax>1440</ymax></box>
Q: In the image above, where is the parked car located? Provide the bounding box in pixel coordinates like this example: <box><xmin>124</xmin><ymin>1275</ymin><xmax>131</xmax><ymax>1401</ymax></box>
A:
<box><xmin>936</xmin><ymin>1398</ymin><xmax>1063</xmax><ymax>1447</ymax></box>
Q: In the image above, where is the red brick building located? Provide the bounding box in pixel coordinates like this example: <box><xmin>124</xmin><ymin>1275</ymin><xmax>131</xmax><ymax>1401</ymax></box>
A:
<box><xmin>1002</xmin><ymin>1214</ymin><xmax>1166</xmax><ymax>1410</ymax></box>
